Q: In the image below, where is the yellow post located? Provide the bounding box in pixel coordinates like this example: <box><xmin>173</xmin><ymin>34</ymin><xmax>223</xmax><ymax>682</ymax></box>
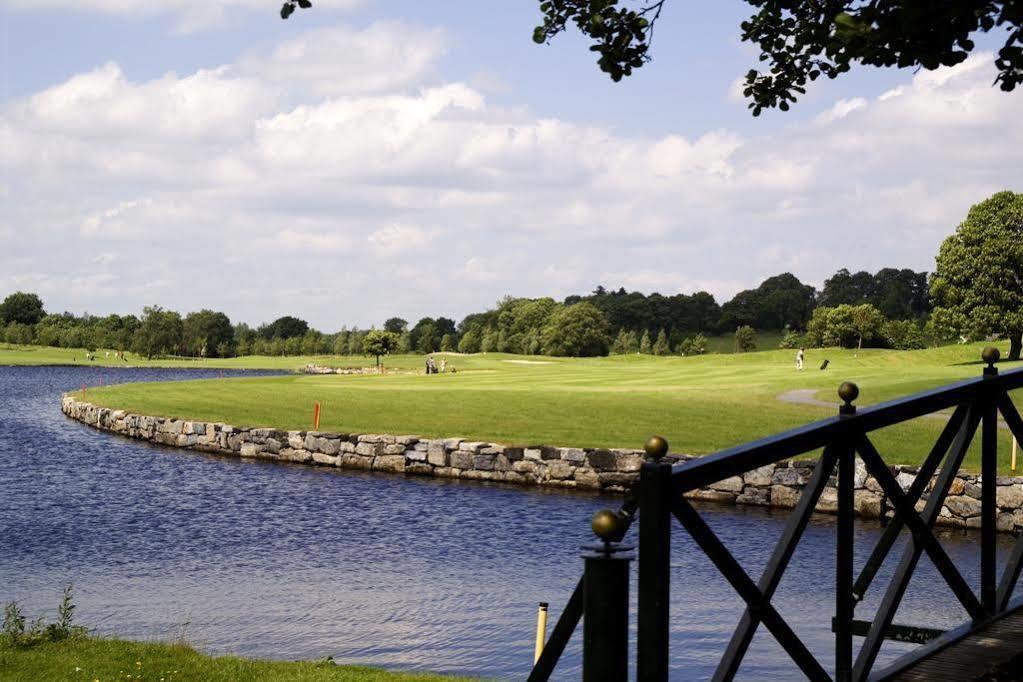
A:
<box><xmin>1013</xmin><ymin>436</ymin><xmax>1018</xmax><ymax>473</ymax></box>
<box><xmin>533</xmin><ymin>602</ymin><xmax>548</xmax><ymax>665</ymax></box>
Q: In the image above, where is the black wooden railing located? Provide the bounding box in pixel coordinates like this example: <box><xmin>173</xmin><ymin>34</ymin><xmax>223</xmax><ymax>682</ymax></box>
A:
<box><xmin>528</xmin><ymin>348</ymin><xmax>1023</xmax><ymax>681</ymax></box>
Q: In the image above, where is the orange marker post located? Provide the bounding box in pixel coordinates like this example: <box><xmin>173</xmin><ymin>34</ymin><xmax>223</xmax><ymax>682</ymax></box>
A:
<box><xmin>81</xmin><ymin>384</ymin><xmax>86</xmax><ymax>399</ymax></box>
<box><xmin>314</xmin><ymin>401</ymin><xmax>321</xmax><ymax>430</ymax></box>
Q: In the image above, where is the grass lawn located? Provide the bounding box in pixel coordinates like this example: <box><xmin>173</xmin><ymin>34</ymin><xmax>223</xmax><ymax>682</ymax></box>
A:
<box><xmin>0</xmin><ymin>636</ymin><xmax>474</xmax><ymax>681</ymax></box>
<box><xmin>0</xmin><ymin>333</ymin><xmax>779</xmax><ymax>370</ymax></box>
<box><xmin>80</xmin><ymin>343</ymin><xmax>1023</xmax><ymax>474</ymax></box>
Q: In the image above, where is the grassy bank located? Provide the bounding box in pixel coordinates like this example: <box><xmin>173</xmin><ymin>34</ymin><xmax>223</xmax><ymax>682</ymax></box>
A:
<box><xmin>1</xmin><ymin>333</ymin><xmax>784</xmax><ymax>369</ymax></box>
<box><xmin>0</xmin><ymin>636</ymin><xmax>474</xmax><ymax>681</ymax></box>
<box><xmin>81</xmin><ymin>343</ymin><xmax>1023</xmax><ymax>473</ymax></box>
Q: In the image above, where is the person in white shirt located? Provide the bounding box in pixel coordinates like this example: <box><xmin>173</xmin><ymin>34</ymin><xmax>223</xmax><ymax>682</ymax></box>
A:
<box><xmin>796</xmin><ymin>348</ymin><xmax>805</xmax><ymax>371</ymax></box>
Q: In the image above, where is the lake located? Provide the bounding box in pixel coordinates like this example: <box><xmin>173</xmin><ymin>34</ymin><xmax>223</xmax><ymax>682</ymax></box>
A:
<box><xmin>0</xmin><ymin>366</ymin><xmax>1016</xmax><ymax>679</ymax></box>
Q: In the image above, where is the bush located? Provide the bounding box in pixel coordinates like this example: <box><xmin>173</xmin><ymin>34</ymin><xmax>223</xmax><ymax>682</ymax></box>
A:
<box><xmin>778</xmin><ymin>328</ymin><xmax>804</xmax><ymax>349</ymax></box>
<box><xmin>734</xmin><ymin>325</ymin><xmax>757</xmax><ymax>352</ymax></box>
<box><xmin>2</xmin><ymin>585</ymin><xmax>84</xmax><ymax>650</ymax></box>
<box><xmin>678</xmin><ymin>333</ymin><xmax>708</xmax><ymax>355</ymax></box>
<box><xmin>882</xmin><ymin>319</ymin><xmax>926</xmax><ymax>350</ymax></box>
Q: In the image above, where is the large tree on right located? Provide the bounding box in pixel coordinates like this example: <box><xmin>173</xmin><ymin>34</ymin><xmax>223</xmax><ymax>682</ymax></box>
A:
<box><xmin>931</xmin><ymin>191</ymin><xmax>1023</xmax><ymax>360</ymax></box>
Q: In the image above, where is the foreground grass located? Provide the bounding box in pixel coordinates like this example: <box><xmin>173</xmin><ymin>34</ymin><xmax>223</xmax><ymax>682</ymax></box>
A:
<box><xmin>0</xmin><ymin>636</ymin><xmax>475</xmax><ymax>682</ymax></box>
<box><xmin>83</xmin><ymin>343</ymin><xmax>1023</xmax><ymax>473</ymax></box>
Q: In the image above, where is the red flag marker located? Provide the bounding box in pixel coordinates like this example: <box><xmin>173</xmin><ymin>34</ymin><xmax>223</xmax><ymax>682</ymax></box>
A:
<box><xmin>314</xmin><ymin>401</ymin><xmax>321</xmax><ymax>430</ymax></box>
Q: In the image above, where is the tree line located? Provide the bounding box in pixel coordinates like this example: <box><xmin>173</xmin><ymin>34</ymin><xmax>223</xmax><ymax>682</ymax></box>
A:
<box><xmin>3</xmin><ymin>191</ymin><xmax>1021</xmax><ymax>359</ymax></box>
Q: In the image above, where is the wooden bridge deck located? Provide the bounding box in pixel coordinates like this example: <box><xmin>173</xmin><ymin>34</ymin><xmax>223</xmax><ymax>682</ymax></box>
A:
<box><xmin>874</xmin><ymin>598</ymin><xmax>1023</xmax><ymax>681</ymax></box>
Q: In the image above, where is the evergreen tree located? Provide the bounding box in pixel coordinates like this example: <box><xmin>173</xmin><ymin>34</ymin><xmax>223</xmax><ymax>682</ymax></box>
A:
<box><xmin>639</xmin><ymin>330</ymin><xmax>652</xmax><ymax>354</ymax></box>
<box><xmin>652</xmin><ymin>328</ymin><xmax>670</xmax><ymax>356</ymax></box>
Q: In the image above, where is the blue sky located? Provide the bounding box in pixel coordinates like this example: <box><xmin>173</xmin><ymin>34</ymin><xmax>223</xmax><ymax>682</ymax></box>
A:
<box><xmin>2</xmin><ymin>1</ymin><xmax>1021</xmax><ymax>329</ymax></box>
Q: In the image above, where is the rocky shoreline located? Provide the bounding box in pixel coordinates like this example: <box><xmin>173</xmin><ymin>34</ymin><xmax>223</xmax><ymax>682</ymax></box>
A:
<box><xmin>62</xmin><ymin>395</ymin><xmax>1023</xmax><ymax>532</ymax></box>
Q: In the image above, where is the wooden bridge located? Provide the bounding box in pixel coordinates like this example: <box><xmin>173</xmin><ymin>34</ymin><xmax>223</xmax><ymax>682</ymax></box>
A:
<box><xmin>528</xmin><ymin>348</ymin><xmax>1023</xmax><ymax>681</ymax></box>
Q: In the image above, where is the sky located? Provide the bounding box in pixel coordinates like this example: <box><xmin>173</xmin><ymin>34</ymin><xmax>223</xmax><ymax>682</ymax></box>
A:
<box><xmin>2</xmin><ymin>0</ymin><xmax>1021</xmax><ymax>330</ymax></box>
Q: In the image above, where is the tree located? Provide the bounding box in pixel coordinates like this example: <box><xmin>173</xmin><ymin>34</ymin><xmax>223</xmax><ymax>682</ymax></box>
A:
<box><xmin>639</xmin><ymin>329</ymin><xmax>652</xmax><ymax>354</ymax></box>
<box><xmin>458</xmin><ymin>329</ymin><xmax>481</xmax><ymax>354</ymax></box>
<box><xmin>132</xmin><ymin>306</ymin><xmax>183</xmax><ymax>359</ymax></box>
<box><xmin>652</xmin><ymin>328</ymin><xmax>670</xmax><ymax>356</ymax></box>
<box><xmin>383</xmin><ymin>317</ymin><xmax>408</xmax><ymax>334</ymax></box>
<box><xmin>931</xmin><ymin>191</ymin><xmax>1023</xmax><ymax>360</ymax></box>
<box><xmin>362</xmin><ymin>330</ymin><xmax>400</xmax><ymax>368</ymax></box>
<box><xmin>527</xmin><ymin>1</ymin><xmax>1023</xmax><ymax>115</ymax></box>
<box><xmin>734</xmin><ymin>325</ymin><xmax>757</xmax><ymax>353</ymax></box>
<box><xmin>540</xmin><ymin>302</ymin><xmax>611</xmax><ymax>357</ymax></box>
<box><xmin>718</xmin><ymin>273</ymin><xmax>816</xmax><ymax>332</ymax></box>
<box><xmin>0</xmin><ymin>291</ymin><xmax>45</xmax><ymax>326</ymax></box>
<box><xmin>806</xmin><ymin>304</ymin><xmax>885</xmax><ymax>349</ymax></box>
<box><xmin>182</xmin><ymin>310</ymin><xmax>234</xmax><ymax>357</ymax></box>
<box><xmin>260</xmin><ymin>316</ymin><xmax>309</xmax><ymax>340</ymax></box>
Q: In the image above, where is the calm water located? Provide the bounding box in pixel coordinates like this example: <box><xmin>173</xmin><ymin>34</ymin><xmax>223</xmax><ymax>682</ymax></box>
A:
<box><xmin>0</xmin><ymin>366</ymin><xmax>1017</xmax><ymax>680</ymax></box>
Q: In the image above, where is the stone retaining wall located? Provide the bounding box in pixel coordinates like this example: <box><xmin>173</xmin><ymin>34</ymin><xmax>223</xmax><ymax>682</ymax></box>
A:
<box><xmin>61</xmin><ymin>395</ymin><xmax>1023</xmax><ymax>532</ymax></box>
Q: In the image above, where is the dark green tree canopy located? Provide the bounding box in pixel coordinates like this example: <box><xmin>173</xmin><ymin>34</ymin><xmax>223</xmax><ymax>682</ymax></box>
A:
<box><xmin>525</xmin><ymin>0</ymin><xmax>1023</xmax><ymax>115</ymax></box>
<box><xmin>0</xmin><ymin>291</ymin><xmax>45</xmax><ymax>326</ymax></box>
<box><xmin>718</xmin><ymin>273</ymin><xmax>816</xmax><ymax>331</ymax></box>
<box><xmin>383</xmin><ymin>317</ymin><xmax>408</xmax><ymax>334</ymax></box>
<box><xmin>931</xmin><ymin>190</ymin><xmax>1023</xmax><ymax>359</ymax></box>
<box><xmin>259</xmin><ymin>315</ymin><xmax>309</xmax><ymax>340</ymax></box>
<box><xmin>819</xmin><ymin>267</ymin><xmax>930</xmax><ymax>319</ymax></box>
<box><xmin>182</xmin><ymin>309</ymin><xmax>234</xmax><ymax>357</ymax></box>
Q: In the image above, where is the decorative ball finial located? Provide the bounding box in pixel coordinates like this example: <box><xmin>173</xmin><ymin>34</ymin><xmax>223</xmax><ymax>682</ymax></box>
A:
<box><xmin>591</xmin><ymin>509</ymin><xmax>620</xmax><ymax>543</ymax></box>
<box><xmin>838</xmin><ymin>381</ymin><xmax>859</xmax><ymax>406</ymax></box>
<box><xmin>982</xmin><ymin>346</ymin><xmax>1001</xmax><ymax>367</ymax></box>
<box><xmin>644</xmin><ymin>435</ymin><xmax>669</xmax><ymax>461</ymax></box>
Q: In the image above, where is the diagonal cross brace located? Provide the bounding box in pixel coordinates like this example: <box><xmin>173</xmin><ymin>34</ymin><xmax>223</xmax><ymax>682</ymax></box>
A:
<box><xmin>852</xmin><ymin>404</ymin><xmax>969</xmax><ymax>603</ymax></box>
<box><xmin>995</xmin><ymin>393</ymin><xmax>1023</xmax><ymax>611</ymax></box>
<box><xmin>673</xmin><ymin>498</ymin><xmax>832</xmax><ymax>681</ymax></box>
<box><xmin>851</xmin><ymin>410</ymin><xmax>981</xmax><ymax>680</ymax></box>
<box><xmin>856</xmin><ymin>433</ymin><xmax>984</xmax><ymax>620</ymax></box>
<box><xmin>712</xmin><ymin>448</ymin><xmax>838</xmax><ymax>682</ymax></box>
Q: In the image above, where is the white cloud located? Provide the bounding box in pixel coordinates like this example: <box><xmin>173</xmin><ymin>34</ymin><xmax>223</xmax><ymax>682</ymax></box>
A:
<box><xmin>237</xmin><ymin>23</ymin><xmax>447</xmax><ymax>97</ymax></box>
<box><xmin>2</xmin><ymin>0</ymin><xmax>365</xmax><ymax>33</ymax></box>
<box><xmin>1</xmin><ymin>24</ymin><xmax>1020</xmax><ymax>328</ymax></box>
<box><xmin>368</xmin><ymin>224</ymin><xmax>435</xmax><ymax>253</ymax></box>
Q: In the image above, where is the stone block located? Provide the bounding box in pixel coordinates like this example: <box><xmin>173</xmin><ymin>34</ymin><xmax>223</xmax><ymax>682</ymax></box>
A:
<box><xmin>373</xmin><ymin>455</ymin><xmax>406</xmax><ymax>473</ymax></box>
<box><xmin>574</xmin><ymin>469</ymin><xmax>600</xmax><ymax>489</ymax></box>
<box><xmin>427</xmin><ymin>449</ymin><xmax>448</xmax><ymax>467</ymax></box>
<box><xmin>743</xmin><ymin>465</ymin><xmax>775</xmax><ymax>487</ymax></box>
<box><xmin>312</xmin><ymin>453</ymin><xmax>339</xmax><ymax>466</ymax></box>
<box><xmin>406</xmin><ymin>462</ymin><xmax>433</xmax><ymax>476</ymax></box>
<box><xmin>686</xmin><ymin>489</ymin><xmax>736</xmax><ymax>503</ymax></box>
<box><xmin>586</xmin><ymin>449</ymin><xmax>617</xmax><ymax>471</ymax></box>
<box><xmin>560</xmin><ymin>448</ymin><xmax>586</xmax><ymax>464</ymax></box>
<box><xmin>736</xmin><ymin>487</ymin><xmax>770</xmax><ymax>506</ymax></box>
<box><xmin>548</xmin><ymin>460</ymin><xmax>575</xmax><ymax>480</ymax></box>
<box><xmin>996</xmin><ymin>484</ymin><xmax>1023</xmax><ymax>510</ymax></box>
<box><xmin>406</xmin><ymin>449</ymin><xmax>428</xmax><ymax>462</ymax></box>
<box><xmin>474</xmin><ymin>454</ymin><xmax>496</xmax><ymax>471</ymax></box>
<box><xmin>946</xmin><ymin>495</ymin><xmax>981</xmax><ymax>518</ymax></box>
<box><xmin>449</xmin><ymin>451</ymin><xmax>475</xmax><ymax>470</ymax></box>
<box><xmin>771</xmin><ymin>485</ymin><xmax>800</xmax><ymax>508</ymax></box>
<box><xmin>459</xmin><ymin>441</ymin><xmax>485</xmax><ymax>453</ymax></box>
<box><xmin>710</xmin><ymin>476</ymin><xmax>744</xmax><ymax>493</ymax></box>
<box><xmin>524</xmin><ymin>448</ymin><xmax>543</xmax><ymax>462</ymax></box>
<box><xmin>816</xmin><ymin>488</ymin><xmax>839</xmax><ymax>513</ymax></box>
<box><xmin>355</xmin><ymin>442</ymin><xmax>378</xmax><ymax>457</ymax></box>
<box><xmin>340</xmin><ymin>454</ymin><xmax>372</xmax><ymax>470</ymax></box>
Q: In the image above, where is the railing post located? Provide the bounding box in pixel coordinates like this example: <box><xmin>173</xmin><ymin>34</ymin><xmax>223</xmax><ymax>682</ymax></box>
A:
<box><xmin>583</xmin><ymin>510</ymin><xmax>633</xmax><ymax>682</ymax></box>
<box><xmin>835</xmin><ymin>382</ymin><xmax>858</xmax><ymax>682</ymax></box>
<box><xmin>637</xmin><ymin>435</ymin><xmax>672</xmax><ymax>682</ymax></box>
<box><xmin>982</xmin><ymin>347</ymin><xmax>1000</xmax><ymax>614</ymax></box>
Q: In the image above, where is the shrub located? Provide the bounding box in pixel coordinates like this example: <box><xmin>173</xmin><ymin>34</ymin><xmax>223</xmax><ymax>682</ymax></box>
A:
<box><xmin>678</xmin><ymin>333</ymin><xmax>708</xmax><ymax>355</ymax></box>
<box><xmin>2</xmin><ymin>585</ymin><xmax>84</xmax><ymax>650</ymax></box>
<box><xmin>778</xmin><ymin>328</ymin><xmax>804</xmax><ymax>349</ymax></box>
<box><xmin>734</xmin><ymin>325</ymin><xmax>757</xmax><ymax>352</ymax></box>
